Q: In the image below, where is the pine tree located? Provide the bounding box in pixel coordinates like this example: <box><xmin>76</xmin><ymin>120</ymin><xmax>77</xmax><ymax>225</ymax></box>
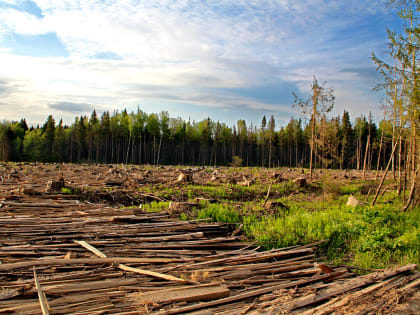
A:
<box><xmin>268</xmin><ymin>115</ymin><xmax>275</xmax><ymax>168</ymax></box>
<box><xmin>42</xmin><ymin>115</ymin><xmax>55</xmax><ymax>161</ymax></box>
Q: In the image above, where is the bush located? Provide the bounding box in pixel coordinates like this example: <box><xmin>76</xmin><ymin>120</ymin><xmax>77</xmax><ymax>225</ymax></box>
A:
<box><xmin>230</xmin><ymin>155</ymin><xmax>243</xmax><ymax>167</ymax></box>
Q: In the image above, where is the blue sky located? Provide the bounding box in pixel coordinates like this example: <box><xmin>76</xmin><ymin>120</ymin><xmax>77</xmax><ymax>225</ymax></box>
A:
<box><xmin>0</xmin><ymin>0</ymin><xmax>403</xmax><ymax>127</ymax></box>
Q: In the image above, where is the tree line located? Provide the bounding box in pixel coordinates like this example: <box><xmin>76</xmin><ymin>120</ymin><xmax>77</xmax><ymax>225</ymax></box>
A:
<box><xmin>0</xmin><ymin>108</ymin><xmax>397</xmax><ymax>171</ymax></box>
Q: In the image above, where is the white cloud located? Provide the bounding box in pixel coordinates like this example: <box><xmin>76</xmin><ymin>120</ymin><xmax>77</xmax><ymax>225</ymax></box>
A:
<box><xmin>0</xmin><ymin>9</ymin><xmax>49</xmax><ymax>35</ymax></box>
<box><xmin>0</xmin><ymin>0</ymin><xmax>393</xmax><ymax>125</ymax></box>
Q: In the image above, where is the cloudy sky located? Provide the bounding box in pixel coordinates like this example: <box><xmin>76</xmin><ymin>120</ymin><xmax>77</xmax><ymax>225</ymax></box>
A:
<box><xmin>0</xmin><ymin>0</ymin><xmax>400</xmax><ymax>127</ymax></box>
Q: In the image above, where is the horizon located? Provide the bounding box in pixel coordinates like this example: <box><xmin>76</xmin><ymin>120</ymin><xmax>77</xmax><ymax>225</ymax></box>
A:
<box><xmin>0</xmin><ymin>0</ymin><xmax>401</xmax><ymax>127</ymax></box>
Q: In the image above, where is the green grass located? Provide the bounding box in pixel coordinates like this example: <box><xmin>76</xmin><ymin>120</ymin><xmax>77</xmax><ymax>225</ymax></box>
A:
<box><xmin>142</xmin><ymin>201</ymin><xmax>170</xmax><ymax>212</ymax></box>
<box><xmin>61</xmin><ymin>187</ymin><xmax>73</xmax><ymax>194</ymax></box>
<box><xmin>186</xmin><ymin>195</ymin><xmax>419</xmax><ymax>269</ymax></box>
<box><xmin>196</xmin><ymin>203</ymin><xmax>241</xmax><ymax>223</ymax></box>
<box><xmin>340</xmin><ymin>183</ymin><xmax>363</xmax><ymax>195</ymax></box>
<box><xmin>243</xmin><ymin>201</ymin><xmax>420</xmax><ymax>269</ymax></box>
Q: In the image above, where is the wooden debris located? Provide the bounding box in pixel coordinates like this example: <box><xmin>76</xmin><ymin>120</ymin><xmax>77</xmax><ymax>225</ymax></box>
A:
<box><xmin>168</xmin><ymin>201</ymin><xmax>199</xmax><ymax>216</ymax></box>
<box><xmin>0</xmin><ymin>257</ymin><xmax>181</xmax><ymax>271</ymax></box>
<box><xmin>75</xmin><ymin>240</ymin><xmax>189</xmax><ymax>283</ymax></box>
<box><xmin>45</xmin><ymin>175</ymin><xmax>65</xmax><ymax>192</ymax></box>
<box><xmin>237</xmin><ymin>176</ymin><xmax>255</xmax><ymax>187</ymax></box>
<box><xmin>177</xmin><ymin>171</ymin><xmax>193</xmax><ymax>183</ymax></box>
<box><xmin>129</xmin><ymin>284</ymin><xmax>230</xmax><ymax>304</ymax></box>
<box><xmin>264</xmin><ymin>201</ymin><xmax>289</xmax><ymax>212</ymax></box>
<box><xmin>0</xmin><ymin>164</ymin><xmax>417</xmax><ymax>314</ymax></box>
<box><xmin>293</xmin><ymin>177</ymin><xmax>307</xmax><ymax>187</ymax></box>
<box><xmin>33</xmin><ymin>267</ymin><xmax>50</xmax><ymax>315</ymax></box>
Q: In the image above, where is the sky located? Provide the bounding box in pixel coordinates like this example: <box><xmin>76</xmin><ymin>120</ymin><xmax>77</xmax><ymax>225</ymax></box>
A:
<box><xmin>0</xmin><ymin>0</ymin><xmax>403</xmax><ymax>128</ymax></box>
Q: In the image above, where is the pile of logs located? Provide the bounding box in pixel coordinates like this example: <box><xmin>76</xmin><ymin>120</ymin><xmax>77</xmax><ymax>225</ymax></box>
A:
<box><xmin>0</xmin><ymin>164</ymin><xmax>417</xmax><ymax>314</ymax></box>
<box><xmin>0</xmin><ymin>195</ymin><xmax>418</xmax><ymax>314</ymax></box>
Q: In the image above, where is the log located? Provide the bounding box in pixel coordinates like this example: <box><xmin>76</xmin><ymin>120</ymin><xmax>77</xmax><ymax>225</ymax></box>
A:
<box><xmin>129</xmin><ymin>284</ymin><xmax>230</xmax><ymax>304</ymax></box>
<box><xmin>279</xmin><ymin>264</ymin><xmax>417</xmax><ymax>312</ymax></box>
<box><xmin>0</xmin><ymin>257</ymin><xmax>182</xmax><ymax>271</ymax></box>
<box><xmin>75</xmin><ymin>240</ymin><xmax>190</xmax><ymax>283</ymax></box>
<box><xmin>118</xmin><ymin>264</ymin><xmax>189</xmax><ymax>283</ymax></box>
<box><xmin>154</xmin><ymin>271</ymin><xmax>346</xmax><ymax>315</ymax></box>
<box><xmin>33</xmin><ymin>267</ymin><xmax>50</xmax><ymax>315</ymax></box>
<box><xmin>29</xmin><ymin>278</ymin><xmax>140</xmax><ymax>295</ymax></box>
<box><xmin>302</xmin><ymin>276</ymin><xmax>397</xmax><ymax>315</ymax></box>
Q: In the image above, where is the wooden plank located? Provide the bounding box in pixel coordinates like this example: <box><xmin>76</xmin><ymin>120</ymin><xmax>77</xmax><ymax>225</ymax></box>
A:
<box><xmin>118</xmin><ymin>264</ymin><xmax>190</xmax><ymax>283</ymax></box>
<box><xmin>302</xmin><ymin>277</ymin><xmax>398</xmax><ymax>315</ymax></box>
<box><xmin>154</xmin><ymin>271</ymin><xmax>347</xmax><ymax>315</ymax></box>
<box><xmin>0</xmin><ymin>257</ymin><xmax>182</xmax><ymax>271</ymax></box>
<box><xmin>279</xmin><ymin>263</ymin><xmax>418</xmax><ymax>312</ymax></box>
<box><xmin>129</xmin><ymin>284</ymin><xmax>230</xmax><ymax>305</ymax></box>
<box><xmin>33</xmin><ymin>267</ymin><xmax>50</xmax><ymax>315</ymax></box>
<box><xmin>74</xmin><ymin>241</ymin><xmax>107</xmax><ymax>258</ymax></box>
<box><xmin>29</xmin><ymin>278</ymin><xmax>140</xmax><ymax>295</ymax></box>
<box><xmin>75</xmin><ymin>240</ymin><xmax>190</xmax><ymax>283</ymax></box>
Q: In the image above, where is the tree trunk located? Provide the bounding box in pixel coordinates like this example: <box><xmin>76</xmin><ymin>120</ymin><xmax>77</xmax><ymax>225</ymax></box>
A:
<box><xmin>362</xmin><ymin>135</ymin><xmax>370</xmax><ymax>181</ymax></box>
<box><xmin>310</xmin><ymin>112</ymin><xmax>315</xmax><ymax>180</ymax></box>
<box><xmin>156</xmin><ymin>135</ymin><xmax>162</xmax><ymax>165</ymax></box>
<box><xmin>372</xmin><ymin>136</ymin><xmax>400</xmax><ymax>206</ymax></box>
<box><xmin>375</xmin><ymin>127</ymin><xmax>384</xmax><ymax>180</ymax></box>
<box><xmin>401</xmin><ymin>165</ymin><xmax>419</xmax><ymax>211</ymax></box>
<box><xmin>125</xmin><ymin>136</ymin><xmax>131</xmax><ymax>164</ymax></box>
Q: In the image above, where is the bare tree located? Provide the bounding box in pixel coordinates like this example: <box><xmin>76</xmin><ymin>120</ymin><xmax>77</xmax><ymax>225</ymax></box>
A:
<box><xmin>293</xmin><ymin>76</ymin><xmax>335</xmax><ymax>180</ymax></box>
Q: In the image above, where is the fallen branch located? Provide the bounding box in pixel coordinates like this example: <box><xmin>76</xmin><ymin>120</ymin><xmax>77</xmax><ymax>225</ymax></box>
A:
<box><xmin>279</xmin><ymin>264</ymin><xmax>417</xmax><ymax>312</ymax></box>
<box><xmin>33</xmin><ymin>267</ymin><xmax>50</xmax><ymax>315</ymax></box>
<box><xmin>129</xmin><ymin>283</ymin><xmax>230</xmax><ymax>305</ymax></box>
<box><xmin>154</xmin><ymin>271</ymin><xmax>346</xmax><ymax>315</ymax></box>
<box><xmin>0</xmin><ymin>257</ymin><xmax>181</xmax><ymax>271</ymax></box>
<box><xmin>262</xmin><ymin>181</ymin><xmax>273</xmax><ymax>207</ymax></box>
<box><xmin>75</xmin><ymin>240</ymin><xmax>190</xmax><ymax>283</ymax></box>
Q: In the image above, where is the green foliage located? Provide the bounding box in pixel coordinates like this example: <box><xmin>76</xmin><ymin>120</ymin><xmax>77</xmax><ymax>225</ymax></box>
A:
<box><xmin>340</xmin><ymin>183</ymin><xmax>363</xmax><ymax>195</ymax></box>
<box><xmin>230</xmin><ymin>155</ymin><xmax>243</xmax><ymax>167</ymax></box>
<box><xmin>23</xmin><ymin>129</ymin><xmax>44</xmax><ymax>161</ymax></box>
<box><xmin>0</xmin><ymin>108</ymin><xmax>382</xmax><ymax>171</ymax></box>
<box><xmin>196</xmin><ymin>203</ymin><xmax>241</xmax><ymax>223</ymax></box>
<box><xmin>142</xmin><ymin>201</ymin><xmax>170</xmax><ymax>212</ymax></box>
<box><xmin>60</xmin><ymin>187</ymin><xmax>73</xmax><ymax>195</ymax></box>
<box><xmin>243</xmin><ymin>202</ymin><xmax>420</xmax><ymax>268</ymax></box>
<box><xmin>179</xmin><ymin>212</ymin><xmax>189</xmax><ymax>221</ymax></box>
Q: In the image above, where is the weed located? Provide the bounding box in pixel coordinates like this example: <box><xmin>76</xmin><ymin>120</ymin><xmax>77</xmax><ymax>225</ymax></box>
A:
<box><xmin>61</xmin><ymin>187</ymin><xmax>73</xmax><ymax>194</ymax></box>
<box><xmin>340</xmin><ymin>183</ymin><xmax>363</xmax><ymax>195</ymax></box>
<box><xmin>242</xmin><ymin>201</ymin><xmax>419</xmax><ymax>268</ymax></box>
<box><xmin>142</xmin><ymin>201</ymin><xmax>170</xmax><ymax>212</ymax></box>
<box><xmin>196</xmin><ymin>203</ymin><xmax>241</xmax><ymax>223</ymax></box>
<box><xmin>179</xmin><ymin>213</ymin><xmax>189</xmax><ymax>221</ymax></box>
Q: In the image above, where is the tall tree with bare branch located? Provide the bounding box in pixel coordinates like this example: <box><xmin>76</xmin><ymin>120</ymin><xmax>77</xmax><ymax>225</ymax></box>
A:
<box><xmin>293</xmin><ymin>76</ymin><xmax>335</xmax><ymax>180</ymax></box>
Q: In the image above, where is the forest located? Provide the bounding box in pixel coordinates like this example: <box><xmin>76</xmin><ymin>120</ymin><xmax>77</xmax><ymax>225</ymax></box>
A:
<box><xmin>0</xmin><ymin>109</ymin><xmax>395</xmax><ymax>170</ymax></box>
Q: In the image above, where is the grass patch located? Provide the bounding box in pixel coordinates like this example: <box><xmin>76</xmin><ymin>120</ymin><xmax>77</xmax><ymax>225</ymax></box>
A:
<box><xmin>142</xmin><ymin>201</ymin><xmax>170</xmax><ymax>212</ymax></box>
<box><xmin>196</xmin><ymin>203</ymin><xmax>241</xmax><ymax>223</ymax></box>
<box><xmin>243</xmin><ymin>201</ymin><xmax>420</xmax><ymax>269</ymax></box>
<box><xmin>340</xmin><ymin>183</ymin><xmax>363</xmax><ymax>195</ymax></box>
<box><xmin>61</xmin><ymin>187</ymin><xmax>73</xmax><ymax>194</ymax></box>
<box><xmin>185</xmin><ymin>195</ymin><xmax>420</xmax><ymax>269</ymax></box>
